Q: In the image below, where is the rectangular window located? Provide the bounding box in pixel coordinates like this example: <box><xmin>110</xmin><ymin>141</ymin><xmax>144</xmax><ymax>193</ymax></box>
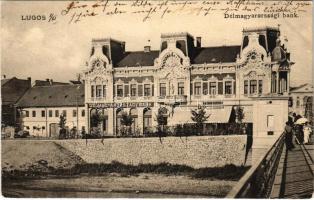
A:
<box><xmin>32</xmin><ymin>111</ymin><xmax>36</xmax><ymax>117</ymax></box>
<box><xmin>131</xmin><ymin>84</ymin><xmax>137</xmax><ymax>96</ymax></box>
<box><xmin>41</xmin><ymin>110</ymin><xmax>45</xmax><ymax>117</ymax></box>
<box><xmin>144</xmin><ymin>84</ymin><xmax>151</xmax><ymax>96</ymax></box>
<box><xmin>91</xmin><ymin>85</ymin><xmax>95</xmax><ymax>97</ymax></box>
<box><xmin>203</xmin><ymin>82</ymin><xmax>208</xmax><ymax>95</ymax></box>
<box><xmin>250</xmin><ymin>80</ymin><xmax>257</xmax><ymax>94</ymax></box>
<box><xmin>160</xmin><ymin>83</ymin><xmax>166</xmax><ymax>96</ymax></box>
<box><xmin>73</xmin><ymin>110</ymin><xmax>77</xmax><ymax>117</ymax></box>
<box><xmin>103</xmin><ymin>85</ymin><xmax>106</xmax><ymax>97</ymax></box>
<box><xmin>48</xmin><ymin>110</ymin><xmax>52</xmax><ymax>117</ymax></box>
<box><xmin>25</xmin><ymin>111</ymin><xmax>29</xmax><ymax>117</ymax></box>
<box><xmin>178</xmin><ymin>82</ymin><xmax>185</xmax><ymax>95</ymax></box>
<box><xmin>225</xmin><ymin>81</ymin><xmax>232</xmax><ymax>95</ymax></box>
<box><xmin>138</xmin><ymin>85</ymin><xmax>143</xmax><ymax>96</ymax></box>
<box><xmin>124</xmin><ymin>85</ymin><xmax>129</xmax><ymax>97</ymax></box>
<box><xmin>194</xmin><ymin>82</ymin><xmax>201</xmax><ymax>95</ymax></box>
<box><xmin>267</xmin><ymin>115</ymin><xmax>274</xmax><ymax>128</ymax></box>
<box><xmin>96</xmin><ymin>85</ymin><xmax>102</xmax><ymax>97</ymax></box>
<box><xmin>258</xmin><ymin>80</ymin><xmax>263</xmax><ymax>94</ymax></box>
<box><xmin>117</xmin><ymin>85</ymin><xmax>123</xmax><ymax>97</ymax></box>
<box><xmin>218</xmin><ymin>82</ymin><xmax>223</xmax><ymax>94</ymax></box>
<box><xmin>244</xmin><ymin>80</ymin><xmax>248</xmax><ymax>95</ymax></box>
<box><xmin>62</xmin><ymin>110</ymin><xmax>67</xmax><ymax>117</ymax></box>
<box><xmin>81</xmin><ymin>110</ymin><xmax>85</xmax><ymax>117</ymax></box>
<box><xmin>151</xmin><ymin>84</ymin><xmax>154</xmax><ymax>96</ymax></box>
<box><xmin>55</xmin><ymin>110</ymin><xmax>59</xmax><ymax>117</ymax></box>
<box><xmin>209</xmin><ymin>82</ymin><xmax>216</xmax><ymax>95</ymax></box>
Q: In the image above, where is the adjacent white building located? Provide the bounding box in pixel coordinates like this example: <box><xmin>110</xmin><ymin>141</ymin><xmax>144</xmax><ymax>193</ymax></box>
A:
<box><xmin>16</xmin><ymin>84</ymin><xmax>85</xmax><ymax>138</ymax></box>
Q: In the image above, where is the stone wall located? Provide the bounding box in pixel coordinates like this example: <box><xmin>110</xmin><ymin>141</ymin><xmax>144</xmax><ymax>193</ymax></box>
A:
<box><xmin>57</xmin><ymin>135</ymin><xmax>247</xmax><ymax>168</ymax></box>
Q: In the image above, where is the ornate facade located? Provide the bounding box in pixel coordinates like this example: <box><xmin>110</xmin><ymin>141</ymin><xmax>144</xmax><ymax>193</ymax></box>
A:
<box><xmin>83</xmin><ymin>27</ymin><xmax>292</xmax><ymax>137</ymax></box>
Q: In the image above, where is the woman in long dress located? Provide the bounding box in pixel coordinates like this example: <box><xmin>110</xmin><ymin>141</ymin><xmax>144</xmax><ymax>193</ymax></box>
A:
<box><xmin>303</xmin><ymin>122</ymin><xmax>312</xmax><ymax>144</ymax></box>
<box><xmin>285</xmin><ymin>121</ymin><xmax>295</xmax><ymax>150</ymax></box>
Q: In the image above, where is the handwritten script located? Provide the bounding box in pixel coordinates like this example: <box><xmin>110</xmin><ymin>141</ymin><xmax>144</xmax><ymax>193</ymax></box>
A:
<box><xmin>57</xmin><ymin>0</ymin><xmax>311</xmax><ymax>24</ymax></box>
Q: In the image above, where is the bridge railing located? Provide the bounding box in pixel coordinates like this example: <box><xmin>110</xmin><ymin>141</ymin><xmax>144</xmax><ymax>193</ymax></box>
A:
<box><xmin>226</xmin><ymin>132</ymin><xmax>285</xmax><ymax>198</ymax></box>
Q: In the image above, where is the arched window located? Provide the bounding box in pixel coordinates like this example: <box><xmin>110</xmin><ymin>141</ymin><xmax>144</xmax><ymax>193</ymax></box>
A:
<box><xmin>143</xmin><ymin>108</ymin><xmax>152</xmax><ymax>134</ymax></box>
<box><xmin>130</xmin><ymin>108</ymin><xmax>138</xmax><ymax>135</ymax></box>
<box><xmin>116</xmin><ymin>108</ymin><xmax>124</xmax><ymax>135</ymax></box>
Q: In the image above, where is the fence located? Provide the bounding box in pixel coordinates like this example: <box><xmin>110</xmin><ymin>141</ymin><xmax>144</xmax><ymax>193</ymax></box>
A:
<box><xmin>226</xmin><ymin>132</ymin><xmax>285</xmax><ymax>198</ymax></box>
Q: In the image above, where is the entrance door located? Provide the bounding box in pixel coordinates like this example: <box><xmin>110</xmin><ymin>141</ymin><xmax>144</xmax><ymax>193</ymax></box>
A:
<box><xmin>49</xmin><ymin>123</ymin><xmax>59</xmax><ymax>138</ymax></box>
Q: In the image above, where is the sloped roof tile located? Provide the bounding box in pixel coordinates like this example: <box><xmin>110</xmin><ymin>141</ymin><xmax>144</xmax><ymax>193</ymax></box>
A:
<box><xmin>17</xmin><ymin>84</ymin><xmax>85</xmax><ymax>108</ymax></box>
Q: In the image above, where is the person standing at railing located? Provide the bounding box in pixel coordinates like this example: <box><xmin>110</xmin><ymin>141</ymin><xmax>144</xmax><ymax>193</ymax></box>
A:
<box><xmin>284</xmin><ymin>121</ymin><xmax>295</xmax><ymax>151</ymax></box>
<box><xmin>303</xmin><ymin>122</ymin><xmax>312</xmax><ymax>144</ymax></box>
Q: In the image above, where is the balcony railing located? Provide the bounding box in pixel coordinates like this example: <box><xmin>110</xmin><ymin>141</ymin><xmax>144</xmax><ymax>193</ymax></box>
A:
<box><xmin>157</xmin><ymin>95</ymin><xmax>187</xmax><ymax>103</ymax></box>
<box><xmin>113</xmin><ymin>96</ymin><xmax>153</xmax><ymax>101</ymax></box>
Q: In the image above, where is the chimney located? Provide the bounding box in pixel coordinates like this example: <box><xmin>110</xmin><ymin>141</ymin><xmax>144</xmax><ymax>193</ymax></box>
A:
<box><xmin>121</xmin><ymin>42</ymin><xmax>126</xmax><ymax>51</ymax></box>
<box><xmin>27</xmin><ymin>77</ymin><xmax>31</xmax><ymax>87</ymax></box>
<box><xmin>144</xmin><ymin>46</ymin><xmax>151</xmax><ymax>52</ymax></box>
<box><xmin>196</xmin><ymin>37</ymin><xmax>201</xmax><ymax>48</ymax></box>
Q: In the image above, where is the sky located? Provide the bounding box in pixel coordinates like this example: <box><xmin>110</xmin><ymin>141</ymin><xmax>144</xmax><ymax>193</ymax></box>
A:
<box><xmin>1</xmin><ymin>0</ymin><xmax>312</xmax><ymax>86</ymax></box>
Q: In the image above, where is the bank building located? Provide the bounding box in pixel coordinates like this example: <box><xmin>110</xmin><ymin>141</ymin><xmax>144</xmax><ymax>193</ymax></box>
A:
<box><xmin>83</xmin><ymin>26</ymin><xmax>292</xmax><ymax>138</ymax></box>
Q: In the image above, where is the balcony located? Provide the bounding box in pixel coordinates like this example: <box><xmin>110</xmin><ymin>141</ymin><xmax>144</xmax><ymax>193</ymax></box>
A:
<box><xmin>157</xmin><ymin>95</ymin><xmax>187</xmax><ymax>104</ymax></box>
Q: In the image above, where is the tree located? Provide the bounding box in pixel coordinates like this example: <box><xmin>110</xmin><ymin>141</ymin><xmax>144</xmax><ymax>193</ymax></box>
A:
<box><xmin>58</xmin><ymin>115</ymin><xmax>66</xmax><ymax>129</ymax></box>
<box><xmin>120</xmin><ymin>111</ymin><xmax>134</xmax><ymax>136</ymax></box>
<box><xmin>90</xmin><ymin>111</ymin><xmax>105</xmax><ymax>138</ymax></box>
<box><xmin>58</xmin><ymin>115</ymin><xmax>67</xmax><ymax>139</ymax></box>
<box><xmin>155</xmin><ymin>109</ymin><xmax>167</xmax><ymax>133</ymax></box>
<box><xmin>235</xmin><ymin>106</ymin><xmax>244</xmax><ymax>124</ymax></box>
<box><xmin>235</xmin><ymin>106</ymin><xmax>245</xmax><ymax>134</ymax></box>
<box><xmin>154</xmin><ymin>109</ymin><xmax>168</xmax><ymax>143</ymax></box>
<box><xmin>191</xmin><ymin>106</ymin><xmax>209</xmax><ymax>135</ymax></box>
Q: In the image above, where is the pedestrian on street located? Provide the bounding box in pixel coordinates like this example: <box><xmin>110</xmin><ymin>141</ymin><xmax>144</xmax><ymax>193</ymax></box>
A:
<box><xmin>303</xmin><ymin>122</ymin><xmax>312</xmax><ymax>144</ymax></box>
<box><xmin>284</xmin><ymin>121</ymin><xmax>295</xmax><ymax>151</ymax></box>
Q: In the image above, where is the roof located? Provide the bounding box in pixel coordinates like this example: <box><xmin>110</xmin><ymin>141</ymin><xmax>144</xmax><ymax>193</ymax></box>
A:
<box><xmin>1</xmin><ymin>78</ymin><xmax>31</xmax><ymax>105</ymax></box>
<box><xmin>33</xmin><ymin>80</ymin><xmax>70</xmax><ymax>87</ymax></box>
<box><xmin>115</xmin><ymin>51</ymin><xmax>159</xmax><ymax>67</ymax></box>
<box><xmin>114</xmin><ymin>46</ymin><xmax>241</xmax><ymax>67</ymax></box>
<box><xmin>192</xmin><ymin>46</ymin><xmax>241</xmax><ymax>64</ymax></box>
<box><xmin>1</xmin><ymin>79</ymin><xmax>10</xmax><ymax>86</ymax></box>
<box><xmin>243</xmin><ymin>26</ymin><xmax>279</xmax><ymax>32</ymax></box>
<box><xmin>17</xmin><ymin>84</ymin><xmax>85</xmax><ymax>108</ymax></box>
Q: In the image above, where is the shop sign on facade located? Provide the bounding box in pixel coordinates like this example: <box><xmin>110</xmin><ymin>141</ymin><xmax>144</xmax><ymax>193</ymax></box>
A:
<box><xmin>89</xmin><ymin>102</ymin><xmax>154</xmax><ymax>108</ymax></box>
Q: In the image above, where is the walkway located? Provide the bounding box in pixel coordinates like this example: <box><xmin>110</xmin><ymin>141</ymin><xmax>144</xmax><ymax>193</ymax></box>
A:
<box><xmin>271</xmin><ymin>142</ymin><xmax>314</xmax><ymax>198</ymax></box>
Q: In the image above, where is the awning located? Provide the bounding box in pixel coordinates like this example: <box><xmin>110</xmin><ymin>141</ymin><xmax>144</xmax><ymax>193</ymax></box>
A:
<box><xmin>167</xmin><ymin>106</ymin><xmax>232</xmax><ymax>125</ymax></box>
<box><xmin>242</xmin><ymin>106</ymin><xmax>253</xmax><ymax>123</ymax></box>
<box><xmin>205</xmin><ymin>106</ymin><xmax>232</xmax><ymax>123</ymax></box>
